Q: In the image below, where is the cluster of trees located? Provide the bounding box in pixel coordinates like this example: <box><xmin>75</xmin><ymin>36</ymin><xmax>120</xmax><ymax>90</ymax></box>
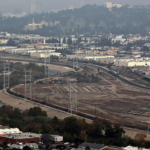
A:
<box><xmin>6</xmin><ymin>38</ymin><xmax>16</xmax><ymax>46</ymax></box>
<box><xmin>0</xmin><ymin>62</ymin><xmax>45</xmax><ymax>89</ymax></box>
<box><xmin>46</xmin><ymin>38</ymin><xmax>59</xmax><ymax>43</ymax></box>
<box><xmin>0</xmin><ymin>105</ymin><xmax>150</xmax><ymax>148</ymax></box>
<box><xmin>93</xmin><ymin>38</ymin><xmax>123</xmax><ymax>47</ymax></box>
<box><xmin>0</xmin><ymin>5</ymin><xmax>150</xmax><ymax>36</ymax></box>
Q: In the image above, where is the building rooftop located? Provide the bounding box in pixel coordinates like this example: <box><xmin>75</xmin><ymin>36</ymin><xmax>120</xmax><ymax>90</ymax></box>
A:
<box><xmin>9</xmin><ymin>143</ymin><xmax>39</xmax><ymax>150</ymax></box>
<box><xmin>79</xmin><ymin>142</ymin><xmax>105</xmax><ymax>149</ymax></box>
<box><xmin>0</xmin><ymin>132</ymin><xmax>42</xmax><ymax>140</ymax></box>
<box><xmin>123</xmin><ymin>146</ymin><xmax>149</xmax><ymax>150</ymax></box>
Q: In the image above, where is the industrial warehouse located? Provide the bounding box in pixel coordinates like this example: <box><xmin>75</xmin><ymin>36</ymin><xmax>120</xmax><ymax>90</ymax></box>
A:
<box><xmin>0</xmin><ymin>127</ymin><xmax>63</xmax><ymax>144</ymax></box>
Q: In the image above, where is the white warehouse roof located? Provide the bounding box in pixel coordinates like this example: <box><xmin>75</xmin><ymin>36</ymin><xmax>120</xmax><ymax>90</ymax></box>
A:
<box><xmin>0</xmin><ymin>128</ymin><xmax>22</xmax><ymax>135</ymax></box>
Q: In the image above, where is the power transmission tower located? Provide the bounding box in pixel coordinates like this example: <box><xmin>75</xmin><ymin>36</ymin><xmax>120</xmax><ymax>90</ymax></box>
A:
<box><xmin>68</xmin><ymin>78</ymin><xmax>77</xmax><ymax>115</ymax></box>
<box><xmin>24</xmin><ymin>69</ymin><xmax>32</xmax><ymax>100</ymax></box>
<box><xmin>3</xmin><ymin>60</ymin><xmax>5</xmax><ymax>90</ymax></box>
<box><xmin>68</xmin><ymin>46</ymin><xmax>78</xmax><ymax>115</ymax></box>
<box><xmin>44</xmin><ymin>52</ymin><xmax>51</xmax><ymax>83</ymax></box>
<box><xmin>73</xmin><ymin>47</ymin><xmax>78</xmax><ymax>71</ymax></box>
<box><xmin>8</xmin><ymin>60</ymin><xmax>10</xmax><ymax>88</ymax></box>
<box><xmin>3</xmin><ymin>60</ymin><xmax>10</xmax><ymax>90</ymax></box>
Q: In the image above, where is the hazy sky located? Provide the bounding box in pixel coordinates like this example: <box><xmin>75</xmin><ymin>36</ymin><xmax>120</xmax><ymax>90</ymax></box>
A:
<box><xmin>0</xmin><ymin>0</ymin><xmax>150</xmax><ymax>14</ymax></box>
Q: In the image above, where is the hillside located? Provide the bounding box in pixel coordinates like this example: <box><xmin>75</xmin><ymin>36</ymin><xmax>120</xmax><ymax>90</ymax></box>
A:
<box><xmin>0</xmin><ymin>5</ymin><xmax>150</xmax><ymax>36</ymax></box>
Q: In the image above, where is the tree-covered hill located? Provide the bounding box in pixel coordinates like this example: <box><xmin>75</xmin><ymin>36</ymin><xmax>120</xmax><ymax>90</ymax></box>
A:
<box><xmin>1</xmin><ymin>4</ymin><xmax>150</xmax><ymax>36</ymax></box>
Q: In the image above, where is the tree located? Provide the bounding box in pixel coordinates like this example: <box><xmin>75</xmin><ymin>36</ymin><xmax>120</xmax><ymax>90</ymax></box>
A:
<box><xmin>87</xmin><ymin>117</ymin><xmax>103</xmax><ymax>138</ymax></box>
<box><xmin>23</xmin><ymin>146</ymin><xmax>32</xmax><ymax>150</ymax></box>
<box><xmin>46</xmin><ymin>38</ymin><xmax>59</xmax><ymax>43</ymax></box>
<box><xmin>41</xmin><ymin>124</ymin><xmax>53</xmax><ymax>134</ymax></box>
<box><xmin>86</xmin><ymin>146</ymin><xmax>90</xmax><ymax>150</ymax></box>
<box><xmin>63</xmin><ymin>132</ymin><xmax>73</xmax><ymax>142</ymax></box>
<box><xmin>143</xmin><ymin>46</ymin><xmax>149</xmax><ymax>52</ymax></box>
<box><xmin>63</xmin><ymin>37</ymin><xmax>66</xmax><ymax>43</ymax></box>
<box><xmin>7</xmin><ymin>39</ymin><xmax>16</xmax><ymax>46</ymax></box>
<box><xmin>126</xmin><ymin>43</ymin><xmax>132</xmax><ymax>51</ymax></box>
<box><xmin>52</xmin><ymin>116</ymin><xmax>59</xmax><ymax>125</ymax></box>
<box><xmin>28</xmin><ymin>107</ymin><xmax>47</xmax><ymax>117</ymax></box>
<box><xmin>67</xmin><ymin>37</ymin><xmax>72</xmax><ymax>45</ymax></box>
<box><xmin>79</xmin><ymin>130</ymin><xmax>87</xmax><ymax>142</ymax></box>
<box><xmin>135</xmin><ymin>133</ymin><xmax>146</xmax><ymax>140</ymax></box>
<box><xmin>2</xmin><ymin>141</ymin><xmax>7</xmax><ymax>150</ymax></box>
<box><xmin>62</xmin><ymin>116</ymin><xmax>81</xmax><ymax>135</ymax></box>
<box><xmin>78</xmin><ymin>37</ymin><xmax>82</xmax><ymax>44</ymax></box>
<box><xmin>41</xmin><ymin>134</ymin><xmax>52</xmax><ymax>145</ymax></box>
<box><xmin>113</xmin><ymin>122</ymin><xmax>125</xmax><ymax>138</ymax></box>
<box><xmin>84</xmin><ymin>37</ymin><xmax>87</xmax><ymax>42</ymax></box>
<box><xmin>59</xmin><ymin>36</ymin><xmax>61</xmax><ymax>46</ymax></box>
<box><xmin>135</xmin><ymin>133</ymin><xmax>147</xmax><ymax>148</ymax></box>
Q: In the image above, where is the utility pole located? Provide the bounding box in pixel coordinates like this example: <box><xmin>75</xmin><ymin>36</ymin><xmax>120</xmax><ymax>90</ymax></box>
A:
<box><xmin>3</xmin><ymin>60</ymin><xmax>5</xmax><ymax>90</ymax></box>
<box><xmin>68</xmin><ymin>77</ymin><xmax>77</xmax><ymax>115</ymax></box>
<box><xmin>30</xmin><ymin>69</ymin><xmax>32</xmax><ymax>98</ymax></box>
<box><xmin>69</xmin><ymin>79</ymin><xmax>72</xmax><ymax>114</ymax></box>
<box><xmin>48</xmin><ymin>55</ymin><xmax>50</xmax><ymax>83</ymax></box>
<box><xmin>44</xmin><ymin>51</ymin><xmax>51</xmax><ymax>83</ymax></box>
<box><xmin>24</xmin><ymin>69</ymin><xmax>32</xmax><ymax>100</ymax></box>
<box><xmin>3</xmin><ymin>60</ymin><xmax>10</xmax><ymax>90</ymax></box>
<box><xmin>8</xmin><ymin>60</ymin><xmax>10</xmax><ymax>89</ymax></box>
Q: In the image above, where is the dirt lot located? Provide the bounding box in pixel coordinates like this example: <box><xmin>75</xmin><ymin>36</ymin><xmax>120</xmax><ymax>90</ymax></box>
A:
<box><xmin>2</xmin><ymin>56</ymin><xmax>149</xmax><ymax>138</ymax></box>
<box><xmin>0</xmin><ymin>89</ymin><xmax>69</xmax><ymax>119</ymax></box>
<box><xmin>3</xmin><ymin>55</ymin><xmax>150</xmax><ymax>138</ymax></box>
<box><xmin>12</xmin><ymin>65</ymin><xmax>150</xmax><ymax>132</ymax></box>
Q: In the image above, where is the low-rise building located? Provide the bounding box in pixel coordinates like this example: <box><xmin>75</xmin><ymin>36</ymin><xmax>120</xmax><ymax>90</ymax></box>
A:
<box><xmin>0</xmin><ymin>128</ymin><xmax>21</xmax><ymax>135</ymax></box>
<box><xmin>0</xmin><ymin>132</ymin><xmax>41</xmax><ymax>143</ymax></box>
<box><xmin>19</xmin><ymin>43</ymin><xmax>68</xmax><ymax>49</ymax></box>
<box><xmin>8</xmin><ymin>143</ymin><xmax>39</xmax><ymax>150</ymax></box>
<box><xmin>79</xmin><ymin>142</ymin><xmax>106</xmax><ymax>150</ymax></box>
<box><xmin>66</xmin><ymin>54</ymin><xmax>114</xmax><ymax>61</ymax></box>
<box><xmin>123</xmin><ymin>146</ymin><xmax>149</xmax><ymax>150</ymax></box>
<box><xmin>49</xmin><ymin>135</ymin><xmax>63</xmax><ymax>143</ymax></box>
<box><xmin>0</xmin><ymin>46</ymin><xmax>17</xmax><ymax>51</ymax></box>
<box><xmin>114</xmin><ymin>58</ymin><xmax>150</xmax><ymax>67</ymax></box>
<box><xmin>0</xmin><ymin>39</ymin><xmax>9</xmax><ymax>44</ymax></box>
<box><xmin>4</xmin><ymin>48</ymin><xmax>35</xmax><ymax>54</ymax></box>
<box><xmin>24</xmin><ymin>18</ymin><xmax>49</xmax><ymax>31</ymax></box>
<box><xmin>113</xmin><ymin>3</ymin><xmax>122</xmax><ymax>8</ymax></box>
<box><xmin>30</xmin><ymin>52</ymin><xmax>61</xmax><ymax>58</ymax></box>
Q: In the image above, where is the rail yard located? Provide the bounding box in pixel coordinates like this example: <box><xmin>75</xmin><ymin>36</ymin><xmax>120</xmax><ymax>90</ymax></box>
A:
<box><xmin>1</xmin><ymin>54</ymin><xmax>150</xmax><ymax>139</ymax></box>
<box><xmin>9</xmin><ymin>59</ymin><xmax>150</xmax><ymax>131</ymax></box>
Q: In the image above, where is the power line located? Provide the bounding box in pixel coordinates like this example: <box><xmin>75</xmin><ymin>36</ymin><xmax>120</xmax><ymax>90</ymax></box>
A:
<box><xmin>68</xmin><ymin>78</ymin><xmax>77</xmax><ymax>115</ymax></box>
<box><xmin>44</xmin><ymin>51</ymin><xmax>51</xmax><ymax>83</ymax></box>
<box><xmin>3</xmin><ymin>60</ymin><xmax>10</xmax><ymax>90</ymax></box>
<box><xmin>24</xmin><ymin>69</ymin><xmax>32</xmax><ymax>100</ymax></box>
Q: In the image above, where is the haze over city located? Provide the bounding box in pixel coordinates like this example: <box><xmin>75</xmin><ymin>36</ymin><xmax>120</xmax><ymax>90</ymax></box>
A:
<box><xmin>0</xmin><ymin>0</ymin><xmax>150</xmax><ymax>13</ymax></box>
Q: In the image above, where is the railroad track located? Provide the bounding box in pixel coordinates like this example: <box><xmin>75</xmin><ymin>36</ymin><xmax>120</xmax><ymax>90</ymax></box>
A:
<box><xmin>87</xmin><ymin>64</ymin><xmax>150</xmax><ymax>90</ymax></box>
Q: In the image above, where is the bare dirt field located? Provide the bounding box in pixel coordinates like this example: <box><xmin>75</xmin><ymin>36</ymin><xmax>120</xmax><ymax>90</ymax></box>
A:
<box><xmin>2</xmin><ymin>56</ymin><xmax>150</xmax><ymax>138</ymax></box>
<box><xmin>13</xmin><ymin>66</ymin><xmax>150</xmax><ymax>132</ymax></box>
<box><xmin>0</xmin><ymin>90</ymin><xmax>69</xmax><ymax>119</ymax></box>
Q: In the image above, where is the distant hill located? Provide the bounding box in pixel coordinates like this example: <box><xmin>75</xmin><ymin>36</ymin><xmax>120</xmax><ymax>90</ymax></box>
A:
<box><xmin>0</xmin><ymin>4</ymin><xmax>150</xmax><ymax>36</ymax></box>
<box><xmin>0</xmin><ymin>0</ymin><xmax>150</xmax><ymax>13</ymax></box>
